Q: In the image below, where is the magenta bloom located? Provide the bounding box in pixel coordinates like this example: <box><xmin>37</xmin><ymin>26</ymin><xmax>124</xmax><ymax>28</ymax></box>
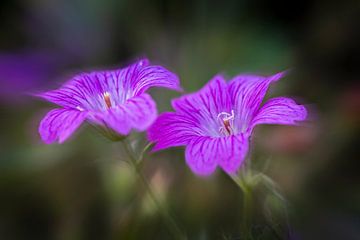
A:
<box><xmin>37</xmin><ymin>59</ymin><xmax>181</xmax><ymax>144</ymax></box>
<box><xmin>0</xmin><ymin>50</ymin><xmax>65</xmax><ymax>103</ymax></box>
<box><xmin>148</xmin><ymin>72</ymin><xmax>307</xmax><ymax>175</ymax></box>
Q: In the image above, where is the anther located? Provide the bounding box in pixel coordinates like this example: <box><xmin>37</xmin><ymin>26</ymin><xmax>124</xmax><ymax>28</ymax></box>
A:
<box><xmin>103</xmin><ymin>92</ymin><xmax>112</xmax><ymax>109</ymax></box>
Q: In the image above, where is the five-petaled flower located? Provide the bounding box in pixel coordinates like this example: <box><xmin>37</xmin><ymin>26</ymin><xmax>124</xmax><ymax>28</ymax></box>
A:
<box><xmin>36</xmin><ymin>59</ymin><xmax>181</xmax><ymax>144</ymax></box>
<box><xmin>148</xmin><ymin>72</ymin><xmax>307</xmax><ymax>176</ymax></box>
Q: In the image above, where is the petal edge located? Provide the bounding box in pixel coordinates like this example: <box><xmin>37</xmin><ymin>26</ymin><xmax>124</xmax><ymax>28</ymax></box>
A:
<box><xmin>250</xmin><ymin>97</ymin><xmax>308</xmax><ymax>132</ymax></box>
<box><xmin>39</xmin><ymin>108</ymin><xmax>87</xmax><ymax>144</ymax></box>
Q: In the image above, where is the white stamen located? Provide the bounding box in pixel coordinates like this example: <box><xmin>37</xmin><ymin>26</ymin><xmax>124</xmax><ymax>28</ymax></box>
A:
<box><xmin>217</xmin><ymin>110</ymin><xmax>235</xmax><ymax>135</ymax></box>
<box><xmin>217</xmin><ymin>110</ymin><xmax>235</xmax><ymax>122</ymax></box>
<box><xmin>76</xmin><ymin>106</ymin><xmax>84</xmax><ymax>111</ymax></box>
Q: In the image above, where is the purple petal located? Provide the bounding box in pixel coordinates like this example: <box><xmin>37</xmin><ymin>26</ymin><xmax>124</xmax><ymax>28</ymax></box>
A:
<box><xmin>132</xmin><ymin>64</ymin><xmax>182</xmax><ymax>95</ymax></box>
<box><xmin>36</xmin><ymin>70</ymin><xmax>123</xmax><ymax>110</ymax></box>
<box><xmin>148</xmin><ymin>112</ymin><xmax>201</xmax><ymax>151</ymax></box>
<box><xmin>217</xmin><ymin>134</ymin><xmax>249</xmax><ymax>174</ymax></box>
<box><xmin>35</xmin><ymin>60</ymin><xmax>147</xmax><ymax>109</ymax></box>
<box><xmin>228</xmin><ymin>71</ymin><xmax>286</xmax><ymax>131</ymax></box>
<box><xmin>171</xmin><ymin>75</ymin><xmax>231</xmax><ymax>137</ymax></box>
<box><xmin>185</xmin><ymin>134</ymin><xmax>249</xmax><ymax>176</ymax></box>
<box><xmin>35</xmin><ymin>74</ymin><xmax>102</xmax><ymax>109</ymax></box>
<box><xmin>35</xmin><ymin>59</ymin><xmax>180</xmax><ymax>110</ymax></box>
<box><xmin>122</xmin><ymin>93</ymin><xmax>158</xmax><ymax>131</ymax></box>
<box><xmin>109</xmin><ymin>58</ymin><xmax>149</xmax><ymax>98</ymax></box>
<box><xmin>39</xmin><ymin>108</ymin><xmax>87</xmax><ymax>144</ymax></box>
<box><xmin>89</xmin><ymin>93</ymin><xmax>157</xmax><ymax>135</ymax></box>
<box><xmin>250</xmin><ymin>97</ymin><xmax>307</xmax><ymax>130</ymax></box>
<box><xmin>185</xmin><ymin>136</ymin><xmax>219</xmax><ymax>176</ymax></box>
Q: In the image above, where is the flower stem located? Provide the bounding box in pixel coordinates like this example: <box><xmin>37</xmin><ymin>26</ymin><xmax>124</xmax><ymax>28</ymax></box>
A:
<box><xmin>229</xmin><ymin>173</ymin><xmax>253</xmax><ymax>239</ymax></box>
<box><xmin>122</xmin><ymin>140</ymin><xmax>187</xmax><ymax>240</ymax></box>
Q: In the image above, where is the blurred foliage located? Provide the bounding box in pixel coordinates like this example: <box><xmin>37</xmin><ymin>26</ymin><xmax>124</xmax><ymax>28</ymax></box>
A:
<box><xmin>0</xmin><ymin>0</ymin><xmax>359</xmax><ymax>239</ymax></box>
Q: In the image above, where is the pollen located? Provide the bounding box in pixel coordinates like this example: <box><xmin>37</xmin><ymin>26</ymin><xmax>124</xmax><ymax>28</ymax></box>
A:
<box><xmin>103</xmin><ymin>92</ymin><xmax>112</xmax><ymax>109</ymax></box>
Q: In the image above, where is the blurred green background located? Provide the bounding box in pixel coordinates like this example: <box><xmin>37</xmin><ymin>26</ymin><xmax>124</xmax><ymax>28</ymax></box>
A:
<box><xmin>0</xmin><ymin>0</ymin><xmax>359</xmax><ymax>239</ymax></box>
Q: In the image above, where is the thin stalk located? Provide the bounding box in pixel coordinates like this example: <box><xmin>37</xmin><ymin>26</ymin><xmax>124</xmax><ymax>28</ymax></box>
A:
<box><xmin>229</xmin><ymin>173</ymin><xmax>253</xmax><ymax>239</ymax></box>
<box><xmin>122</xmin><ymin>140</ymin><xmax>187</xmax><ymax>240</ymax></box>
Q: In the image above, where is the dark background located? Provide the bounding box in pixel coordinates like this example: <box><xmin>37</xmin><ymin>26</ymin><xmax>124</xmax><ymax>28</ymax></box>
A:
<box><xmin>0</xmin><ymin>0</ymin><xmax>359</xmax><ymax>239</ymax></box>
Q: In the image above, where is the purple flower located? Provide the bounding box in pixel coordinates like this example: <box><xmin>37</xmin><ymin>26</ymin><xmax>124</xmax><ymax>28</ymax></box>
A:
<box><xmin>0</xmin><ymin>50</ymin><xmax>65</xmax><ymax>104</ymax></box>
<box><xmin>36</xmin><ymin>59</ymin><xmax>181</xmax><ymax>144</ymax></box>
<box><xmin>148</xmin><ymin>72</ymin><xmax>307</xmax><ymax>176</ymax></box>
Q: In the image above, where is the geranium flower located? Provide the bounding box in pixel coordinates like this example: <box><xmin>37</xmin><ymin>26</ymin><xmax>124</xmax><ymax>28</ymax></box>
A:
<box><xmin>148</xmin><ymin>72</ymin><xmax>307</xmax><ymax>175</ymax></box>
<box><xmin>0</xmin><ymin>50</ymin><xmax>66</xmax><ymax>104</ymax></box>
<box><xmin>36</xmin><ymin>59</ymin><xmax>181</xmax><ymax>144</ymax></box>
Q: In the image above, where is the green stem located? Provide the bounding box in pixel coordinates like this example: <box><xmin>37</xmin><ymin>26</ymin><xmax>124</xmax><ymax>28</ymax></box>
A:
<box><xmin>230</xmin><ymin>173</ymin><xmax>253</xmax><ymax>239</ymax></box>
<box><xmin>122</xmin><ymin>140</ymin><xmax>187</xmax><ymax>240</ymax></box>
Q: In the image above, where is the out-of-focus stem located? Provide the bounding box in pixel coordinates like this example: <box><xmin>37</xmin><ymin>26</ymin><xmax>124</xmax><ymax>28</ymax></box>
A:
<box><xmin>122</xmin><ymin>140</ymin><xmax>187</xmax><ymax>240</ymax></box>
<box><xmin>230</xmin><ymin>173</ymin><xmax>253</xmax><ymax>239</ymax></box>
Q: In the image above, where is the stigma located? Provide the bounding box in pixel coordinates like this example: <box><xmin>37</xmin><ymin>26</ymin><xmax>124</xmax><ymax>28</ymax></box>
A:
<box><xmin>217</xmin><ymin>110</ymin><xmax>235</xmax><ymax>136</ymax></box>
<box><xmin>103</xmin><ymin>92</ymin><xmax>112</xmax><ymax>109</ymax></box>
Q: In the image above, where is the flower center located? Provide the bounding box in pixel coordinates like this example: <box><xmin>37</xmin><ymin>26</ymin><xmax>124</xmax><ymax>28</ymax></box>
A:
<box><xmin>217</xmin><ymin>110</ymin><xmax>235</xmax><ymax>136</ymax></box>
<box><xmin>103</xmin><ymin>92</ymin><xmax>112</xmax><ymax>109</ymax></box>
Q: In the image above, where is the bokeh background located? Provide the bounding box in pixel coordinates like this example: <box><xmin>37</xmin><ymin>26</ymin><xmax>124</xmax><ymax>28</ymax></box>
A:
<box><xmin>0</xmin><ymin>0</ymin><xmax>359</xmax><ymax>239</ymax></box>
